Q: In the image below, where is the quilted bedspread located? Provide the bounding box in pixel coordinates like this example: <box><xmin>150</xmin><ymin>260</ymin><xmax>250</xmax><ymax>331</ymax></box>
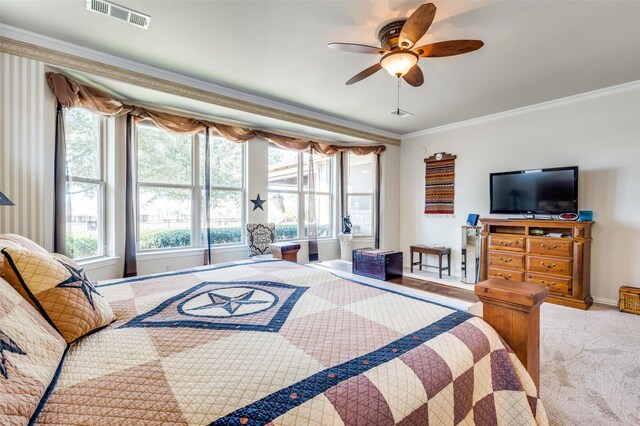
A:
<box><xmin>33</xmin><ymin>260</ymin><xmax>547</xmax><ymax>425</ymax></box>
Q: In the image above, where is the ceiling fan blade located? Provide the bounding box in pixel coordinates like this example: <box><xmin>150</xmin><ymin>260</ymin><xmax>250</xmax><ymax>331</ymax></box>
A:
<box><xmin>328</xmin><ymin>42</ymin><xmax>385</xmax><ymax>54</ymax></box>
<box><xmin>402</xmin><ymin>65</ymin><xmax>424</xmax><ymax>87</ymax></box>
<box><xmin>414</xmin><ymin>40</ymin><xmax>484</xmax><ymax>57</ymax></box>
<box><xmin>346</xmin><ymin>63</ymin><xmax>383</xmax><ymax>85</ymax></box>
<box><xmin>399</xmin><ymin>3</ymin><xmax>437</xmax><ymax>49</ymax></box>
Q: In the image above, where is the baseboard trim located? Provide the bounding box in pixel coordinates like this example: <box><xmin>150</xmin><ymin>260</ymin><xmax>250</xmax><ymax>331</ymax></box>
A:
<box><xmin>592</xmin><ymin>296</ymin><xmax>618</xmax><ymax>307</ymax></box>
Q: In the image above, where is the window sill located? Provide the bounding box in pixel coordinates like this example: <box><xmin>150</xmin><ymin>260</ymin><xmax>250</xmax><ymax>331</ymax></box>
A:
<box><xmin>135</xmin><ymin>239</ymin><xmax>340</xmax><ymax>261</ymax></box>
<box><xmin>77</xmin><ymin>256</ymin><xmax>119</xmax><ymax>270</ymax></box>
<box><xmin>137</xmin><ymin>245</ymin><xmax>249</xmax><ymax>260</ymax></box>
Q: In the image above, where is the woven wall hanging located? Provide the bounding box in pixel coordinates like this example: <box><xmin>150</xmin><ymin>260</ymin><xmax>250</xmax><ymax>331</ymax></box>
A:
<box><xmin>424</xmin><ymin>153</ymin><xmax>457</xmax><ymax>215</ymax></box>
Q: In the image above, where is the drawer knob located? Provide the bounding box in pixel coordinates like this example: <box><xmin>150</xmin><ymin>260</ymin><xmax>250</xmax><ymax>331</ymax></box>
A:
<box><xmin>539</xmin><ymin>279</ymin><xmax>557</xmax><ymax>287</ymax></box>
<box><xmin>499</xmin><ymin>241</ymin><xmax>514</xmax><ymax>246</ymax></box>
<box><xmin>540</xmin><ymin>261</ymin><xmax>557</xmax><ymax>269</ymax></box>
<box><xmin>497</xmin><ymin>273</ymin><xmax>512</xmax><ymax>280</ymax></box>
<box><xmin>499</xmin><ymin>257</ymin><xmax>513</xmax><ymax>263</ymax></box>
<box><xmin>540</xmin><ymin>243</ymin><xmax>558</xmax><ymax>250</ymax></box>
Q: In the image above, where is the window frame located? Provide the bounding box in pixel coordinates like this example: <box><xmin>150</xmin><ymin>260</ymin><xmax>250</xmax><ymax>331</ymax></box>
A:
<box><xmin>135</xmin><ymin>123</ymin><xmax>197</xmax><ymax>252</ymax></box>
<box><xmin>200</xmin><ymin>134</ymin><xmax>247</xmax><ymax>247</ymax></box>
<box><xmin>345</xmin><ymin>152</ymin><xmax>376</xmax><ymax>238</ymax></box>
<box><xmin>268</xmin><ymin>143</ymin><xmax>335</xmax><ymax>241</ymax></box>
<box><xmin>64</xmin><ymin>108</ymin><xmax>108</xmax><ymax>260</ymax></box>
<box><xmin>135</xmin><ymin>124</ymin><xmax>247</xmax><ymax>252</ymax></box>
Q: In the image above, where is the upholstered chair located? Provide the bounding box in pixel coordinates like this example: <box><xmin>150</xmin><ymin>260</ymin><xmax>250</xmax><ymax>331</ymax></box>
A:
<box><xmin>246</xmin><ymin>223</ymin><xmax>276</xmax><ymax>259</ymax></box>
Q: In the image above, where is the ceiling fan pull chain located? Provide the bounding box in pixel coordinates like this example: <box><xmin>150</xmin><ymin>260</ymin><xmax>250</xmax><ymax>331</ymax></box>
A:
<box><xmin>397</xmin><ymin>76</ymin><xmax>401</xmax><ymax>114</ymax></box>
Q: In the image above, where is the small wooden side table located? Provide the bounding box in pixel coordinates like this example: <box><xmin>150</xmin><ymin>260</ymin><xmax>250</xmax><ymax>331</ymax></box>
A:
<box><xmin>410</xmin><ymin>245</ymin><xmax>451</xmax><ymax>278</ymax></box>
<box><xmin>270</xmin><ymin>242</ymin><xmax>301</xmax><ymax>263</ymax></box>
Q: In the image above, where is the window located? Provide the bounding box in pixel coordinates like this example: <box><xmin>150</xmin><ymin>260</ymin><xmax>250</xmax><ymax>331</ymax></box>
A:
<box><xmin>64</xmin><ymin>108</ymin><xmax>106</xmax><ymax>260</ymax></box>
<box><xmin>136</xmin><ymin>124</ymin><xmax>245</xmax><ymax>250</ymax></box>
<box><xmin>303</xmin><ymin>152</ymin><xmax>333</xmax><ymax>238</ymax></box>
<box><xmin>200</xmin><ymin>136</ymin><xmax>245</xmax><ymax>245</ymax></box>
<box><xmin>268</xmin><ymin>144</ymin><xmax>333</xmax><ymax>240</ymax></box>
<box><xmin>346</xmin><ymin>152</ymin><xmax>375</xmax><ymax>236</ymax></box>
<box><xmin>137</xmin><ymin>124</ymin><xmax>194</xmax><ymax>250</ymax></box>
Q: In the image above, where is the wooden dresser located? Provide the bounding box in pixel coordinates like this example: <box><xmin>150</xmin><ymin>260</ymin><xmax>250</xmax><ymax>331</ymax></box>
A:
<box><xmin>479</xmin><ymin>218</ymin><xmax>593</xmax><ymax>310</ymax></box>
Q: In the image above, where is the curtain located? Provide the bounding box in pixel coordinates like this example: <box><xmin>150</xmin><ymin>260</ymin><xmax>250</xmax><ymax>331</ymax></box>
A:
<box><xmin>53</xmin><ymin>103</ymin><xmax>68</xmax><ymax>255</ymax></box>
<box><xmin>307</xmin><ymin>149</ymin><xmax>318</xmax><ymax>262</ymax></box>
<box><xmin>46</xmin><ymin>72</ymin><xmax>386</xmax><ymax>156</ymax></box>
<box><xmin>374</xmin><ymin>153</ymin><xmax>382</xmax><ymax>249</ymax></box>
<box><xmin>338</xmin><ymin>152</ymin><xmax>346</xmax><ymax>232</ymax></box>
<box><xmin>123</xmin><ymin>114</ymin><xmax>137</xmax><ymax>277</ymax></box>
<box><xmin>204</xmin><ymin>128</ymin><xmax>212</xmax><ymax>265</ymax></box>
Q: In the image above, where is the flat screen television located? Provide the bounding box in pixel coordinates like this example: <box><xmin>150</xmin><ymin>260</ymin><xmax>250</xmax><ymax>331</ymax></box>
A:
<box><xmin>490</xmin><ymin>166</ymin><xmax>578</xmax><ymax>214</ymax></box>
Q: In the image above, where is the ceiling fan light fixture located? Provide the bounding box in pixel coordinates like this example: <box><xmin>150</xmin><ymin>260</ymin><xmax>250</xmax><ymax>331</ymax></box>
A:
<box><xmin>380</xmin><ymin>51</ymin><xmax>419</xmax><ymax>77</ymax></box>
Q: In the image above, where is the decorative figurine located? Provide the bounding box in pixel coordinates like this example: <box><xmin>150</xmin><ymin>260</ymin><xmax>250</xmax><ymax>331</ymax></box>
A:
<box><xmin>342</xmin><ymin>215</ymin><xmax>352</xmax><ymax>234</ymax></box>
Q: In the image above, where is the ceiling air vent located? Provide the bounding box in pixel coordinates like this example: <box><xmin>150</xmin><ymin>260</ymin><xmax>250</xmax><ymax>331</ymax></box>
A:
<box><xmin>86</xmin><ymin>0</ymin><xmax>151</xmax><ymax>29</ymax></box>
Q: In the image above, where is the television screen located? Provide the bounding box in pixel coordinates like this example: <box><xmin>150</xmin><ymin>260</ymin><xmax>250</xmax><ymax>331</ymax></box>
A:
<box><xmin>490</xmin><ymin>167</ymin><xmax>578</xmax><ymax>214</ymax></box>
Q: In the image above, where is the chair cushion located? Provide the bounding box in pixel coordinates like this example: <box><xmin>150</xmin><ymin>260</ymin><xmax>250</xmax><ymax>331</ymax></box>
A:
<box><xmin>247</xmin><ymin>223</ymin><xmax>275</xmax><ymax>257</ymax></box>
<box><xmin>1</xmin><ymin>247</ymin><xmax>115</xmax><ymax>344</ymax></box>
<box><xmin>0</xmin><ymin>277</ymin><xmax>66</xmax><ymax>424</ymax></box>
<box><xmin>0</xmin><ymin>234</ymin><xmax>49</xmax><ymax>279</ymax></box>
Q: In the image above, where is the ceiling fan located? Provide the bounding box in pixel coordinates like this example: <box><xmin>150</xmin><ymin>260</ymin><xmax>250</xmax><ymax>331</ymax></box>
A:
<box><xmin>328</xmin><ymin>3</ymin><xmax>484</xmax><ymax>87</ymax></box>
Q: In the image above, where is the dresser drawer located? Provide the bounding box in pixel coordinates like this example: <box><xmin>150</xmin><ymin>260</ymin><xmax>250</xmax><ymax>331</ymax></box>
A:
<box><xmin>489</xmin><ymin>235</ymin><xmax>525</xmax><ymax>252</ymax></box>
<box><xmin>527</xmin><ymin>273</ymin><xmax>572</xmax><ymax>296</ymax></box>
<box><xmin>488</xmin><ymin>252</ymin><xmax>525</xmax><ymax>271</ymax></box>
<box><xmin>527</xmin><ymin>255</ymin><xmax>573</xmax><ymax>277</ymax></box>
<box><xmin>527</xmin><ymin>238</ymin><xmax>573</xmax><ymax>258</ymax></box>
<box><xmin>488</xmin><ymin>267</ymin><xmax>525</xmax><ymax>282</ymax></box>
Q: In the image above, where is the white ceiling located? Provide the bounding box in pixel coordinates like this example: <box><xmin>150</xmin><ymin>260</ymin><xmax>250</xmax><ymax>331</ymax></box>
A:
<box><xmin>2</xmin><ymin>1</ymin><xmax>640</xmax><ymax>136</ymax></box>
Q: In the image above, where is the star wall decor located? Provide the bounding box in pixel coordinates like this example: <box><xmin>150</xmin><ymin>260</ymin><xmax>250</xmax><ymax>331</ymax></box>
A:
<box><xmin>250</xmin><ymin>194</ymin><xmax>266</xmax><ymax>211</ymax></box>
<box><xmin>0</xmin><ymin>329</ymin><xmax>26</xmax><ymax>379</ymax></box>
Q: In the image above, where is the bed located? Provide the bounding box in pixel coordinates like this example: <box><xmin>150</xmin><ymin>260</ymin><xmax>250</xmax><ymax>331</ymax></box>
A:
<box><xmin>19</xmin><ymin>259</ymin><xmax>547</xmax><ymax>425</ymax></box>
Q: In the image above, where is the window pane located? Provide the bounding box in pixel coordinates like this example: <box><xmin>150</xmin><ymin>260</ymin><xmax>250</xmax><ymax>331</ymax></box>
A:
<box><xmin>138</xmin><ymin>187</ymin><xmax>192</xmax><ymax>249</ymax></box>
<box><xmin>303</xmin><ymin>153</ymin><xmax>331</xmax><ymax>192</ymax></box>
<box><xmin>65</xmin><ymin>108</ymin><xmax>101</xmax><ymax>179</ymax></box>
<box><xmin>200</xmin><ymin>136</ymin><xmax>243</xmax><ymax>187</ymax></box>
<box><xmin>348</xmin><ymin>195</ymin><xmax>373</xmax><ymax>236</ymax></box>
<box><xmin>268</xmin><ymin>192</ymin><xmax>298</xmax><ymax>240</ymax></box>
<box><xmin>202</xmin><ymin>190</ymin><xmax>243</xmax><ymax>245</ymax></box>
<box><xmin>304</xmin><ymin>194</ymin><xmax>332</xmax><ymax>238</ymax></box>
<box><xmin>268</xmin><ymin>144</ymin><xmax>298</xmax><ymax>190</ymax></box>
<box><xmin>348</xmin><ymin>153</ymin><xmax>374</xmax><ymax>193</ymax></box>
<box><xmin>66</xmin><ymin>182</ymin><xmax>103</xmax><ymax>259</ymax></box>
<box><xmin>137</xmin><ymin>124</ymin><xmax>192</xmax><ymax>185</ymax></box>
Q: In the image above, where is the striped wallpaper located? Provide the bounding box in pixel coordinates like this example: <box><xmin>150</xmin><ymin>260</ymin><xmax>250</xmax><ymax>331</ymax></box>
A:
<box><xmin>0</xmin><ymin>53</ymin><xmax>54</xmax><ymax>248</ymax></box>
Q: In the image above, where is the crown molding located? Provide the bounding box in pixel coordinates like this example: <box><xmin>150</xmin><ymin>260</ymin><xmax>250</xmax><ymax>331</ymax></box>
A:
<box><xmin>403</xmin><ymin>78</ymin><xmax>640</xmax><ymax>140</ymax></box>
<box><xmin>0</xmin><ymin>24</ymin><xmax>401</xmax><ymax>146</ymax></box>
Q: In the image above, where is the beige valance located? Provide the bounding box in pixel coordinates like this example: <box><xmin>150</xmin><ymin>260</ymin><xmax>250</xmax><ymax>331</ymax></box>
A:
<box><xmin>46</xmin><ymin>72</ymin><xmax>386</xmax><ymax>156</ymax></box>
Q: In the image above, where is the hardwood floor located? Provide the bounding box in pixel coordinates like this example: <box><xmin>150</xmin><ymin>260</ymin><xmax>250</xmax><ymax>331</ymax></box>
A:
<box><xmin>317</xmin><ymin>260</ymin><xmax>479</xmax><ymax>303</ymax></box>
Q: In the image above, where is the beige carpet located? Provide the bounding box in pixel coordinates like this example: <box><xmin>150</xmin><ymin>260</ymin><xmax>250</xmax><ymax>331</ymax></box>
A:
<box><xmin>540</xmin><ymin>303</ymin><xmax>640</xmax><ymax>425</ymax></box>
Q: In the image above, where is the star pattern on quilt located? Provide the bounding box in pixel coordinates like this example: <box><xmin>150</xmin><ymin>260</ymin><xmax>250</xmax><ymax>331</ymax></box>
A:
<box><xmin>0</xmin><ymin>329</ymin><xmax>26</xmax><ymax>379</ymax></box>
<box><xmin>188</xmin><ymin>290</ymin><xmax>270</xmax><ymax>315</ymax></box>
<box><xmin>56</xmin><ymin>261</ymin><xmax>100</xmax><ymax>309</ymax></box>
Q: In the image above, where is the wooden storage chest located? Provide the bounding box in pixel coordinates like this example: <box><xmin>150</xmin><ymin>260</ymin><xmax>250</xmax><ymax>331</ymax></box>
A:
<box><xmin>619</xmin><ymin>286</ymin><xmax>640</xmax><ymax>315</ymax></box>
<box><xmin>353</xmin><ymin>248</ymin><xmax>403</xmax><ymax>281</ymax></box>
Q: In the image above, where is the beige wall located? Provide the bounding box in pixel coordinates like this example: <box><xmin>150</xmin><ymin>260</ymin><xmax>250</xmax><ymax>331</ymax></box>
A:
<box><xmin>401</xmin><ymin>84</ymin><xmax>640</xmax><ymax>304</ymax></box>
<box><xmin>0</xmin><ymin>53</ymin><xmax>56</xmax><ymax>248</ymax></box>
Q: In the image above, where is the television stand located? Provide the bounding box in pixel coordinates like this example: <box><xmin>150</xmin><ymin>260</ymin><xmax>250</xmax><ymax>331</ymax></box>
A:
<box><xmin>479</xmin><ymin>218</ymin><xmax>593</xmax><ymax>310</ymax></box>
